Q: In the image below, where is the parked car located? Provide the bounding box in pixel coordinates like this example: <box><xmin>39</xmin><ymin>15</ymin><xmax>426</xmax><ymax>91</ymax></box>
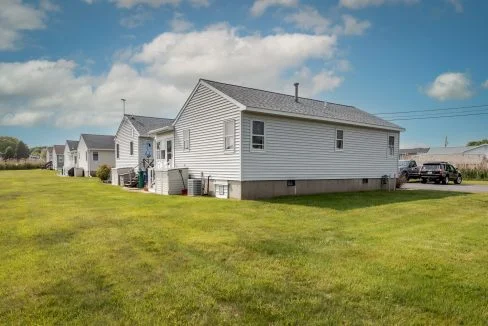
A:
<box><xmin>420</xmin><ymin>162</ymin><xmax>462</xmax><ymax>185</ymax></box>
<box><xmin>398</xmin><ymin>159</ymin><xmax>421</xmax><ymax>180</ymax></box>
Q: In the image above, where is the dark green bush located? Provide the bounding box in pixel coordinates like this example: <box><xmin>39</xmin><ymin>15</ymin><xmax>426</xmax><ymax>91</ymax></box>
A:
<box><xmin>96</xmin><ymin>164</ymin><xmax>111</xmax><ymax>181</ymax></box>
<box><xmin>0</xmin><ymin>162</ymin><xmax>44</xmax><ymax>170</ymax></box>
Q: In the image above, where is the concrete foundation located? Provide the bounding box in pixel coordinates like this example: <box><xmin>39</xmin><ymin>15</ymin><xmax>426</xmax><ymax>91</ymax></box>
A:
<box><xmin>236</xmin><ymin>178</ymin><xmax>396</xmax><ymax>200</ymax></box>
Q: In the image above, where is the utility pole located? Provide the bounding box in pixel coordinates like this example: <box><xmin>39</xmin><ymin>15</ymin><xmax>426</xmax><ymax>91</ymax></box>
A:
<box><xmin>121</xmin><ymin>98</ymin><xmax>126</xmax><ymax>116</ymax></box>
<box><xmin>444</xmin><ymin>136</ymin><xmax>448</xmax><ymax>147</ymax></box>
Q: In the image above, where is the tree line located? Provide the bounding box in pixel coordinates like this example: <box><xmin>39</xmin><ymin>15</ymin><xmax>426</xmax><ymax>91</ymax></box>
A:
<box><xmin>0</xmin><ymin>136</ymin><xmax>40</xmax><ymax>161</ymax></box>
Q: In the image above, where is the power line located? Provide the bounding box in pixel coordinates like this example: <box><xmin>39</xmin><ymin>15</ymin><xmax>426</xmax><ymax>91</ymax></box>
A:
<box><xmin>386</xmin><ymin>107</ymin><xmax>488</xmax><ymax>119</ymax></box>
<box><xmin>375</xmin><ymin>104</ymin><xmax>488</xmax><ymax>116</ymax></box>
<box><xmin>387</xmin><ymin>111</ymin><xmax>488</xmax><ymax>121</ymax></box>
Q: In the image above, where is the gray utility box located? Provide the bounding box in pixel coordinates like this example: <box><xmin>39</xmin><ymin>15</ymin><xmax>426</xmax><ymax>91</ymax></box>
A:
<box><xmin>188</xmin><ymin>179</ymin><xmax>202</xmax><ymax>196</ymax></box>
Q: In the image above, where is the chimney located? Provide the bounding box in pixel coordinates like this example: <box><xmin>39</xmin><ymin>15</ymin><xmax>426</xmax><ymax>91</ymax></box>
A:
<box><xmin>294</xmin><ymin>82</ymin><xmax>299</xmax><ymax>102</ymax></box>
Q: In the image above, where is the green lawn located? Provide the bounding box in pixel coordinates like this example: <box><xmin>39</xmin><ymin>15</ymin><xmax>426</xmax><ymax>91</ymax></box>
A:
<box><xmin>1</xmin><ymin>170</ymin><xmax>487</xmax><ymax>325</ymax></box>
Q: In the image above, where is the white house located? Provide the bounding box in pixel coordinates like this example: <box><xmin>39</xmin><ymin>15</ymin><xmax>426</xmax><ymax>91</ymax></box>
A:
<box><xmin>51</xmin><ymin>145</ymin><xmax>65</xmax><ymax>172</ymax></box>
<box><xmin>62</xmin><ymin>140</ymin><xmax>79</xmax><ymax>175</ymax></box>
<box><xmin>77</xmin><ymin>134</ymin><xmax>115</xmax><ymax>176</ymax></box>
<box><xmin>149</xmin><ymin>79</ymin><xmax>404</xmax><ymax>199</ymax></box>
<box><xmin>112</xmin><ymin>114</ymin><xmax>174</xmax><ymax>185</ymax></box>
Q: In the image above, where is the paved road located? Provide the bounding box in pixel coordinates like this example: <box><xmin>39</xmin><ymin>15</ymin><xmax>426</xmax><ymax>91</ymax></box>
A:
<box><xmin>403</xmin><ymin>182</ymin><xmax>488</xmax><ymax>193</ymax></box>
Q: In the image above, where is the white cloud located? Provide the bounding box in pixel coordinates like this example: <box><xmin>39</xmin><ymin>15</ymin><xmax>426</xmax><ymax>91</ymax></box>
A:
<box><xmin>341</xmin><ymin>14</ymin><xmax>371</xmax><ymax>35</ymax></box>
<box><xmin>0</xmin><ymin>111</ymin><xmax>53</xmax><ymax>126</ymax></box>
<box><xmin>189</xmin><ymin>0</ymin><xmax>210</xmax><ymax>7</ymax></box>
<box><xmin>0</xmin><ymin>25</ymin><xmax>345</xmax><ymax>128</ymax></box>
<box><xmin>109</xmin><ymin>0</ymin><xmax>180</xmax><ymax>8</ymax></box>
<box><xmin>335</xmin><ymin>59</ymin><xmax>352</xmax><ymax>72</ymax></box>
<box><xmin>284</xmin><ymin>6</ymin><xmax>331</xmax><ymax>34</ymax></box>
<box><xmin>339</xmin><ymin>0</ymin><xmax>419</xmax><ymax>10</ymax></box>
<box><xmin>0</xmin><ymin>0</ymin><xmax>50</xmax><ymax>50</ymax></box>
<box><xmin>482</xmin><ymin>80</ymin><xmax>488</xmax><ymax>89</ymax></box>
<box><xmin>120</xmin><ymin>8</ymin><xmax>152</xmax><ymax>28</ymax></box>
<box><xmin>424</xmin><ymin>72</ymin><xmax>473</xmax><ymax>101</ymax></box>
<box><xmin>169</xmin><ymin>13</ymin><xmax>193</xmax><ymax>32</ymax></box>
<box><xmin>447</xmin><ymin>0</ymin><xmax>463</xmax><ymax>13</ymax></box>
<box><xmin>133</xmin><ymin>24</ymin><xmax>337</xmax><ymax>90</ymax></box>
<box><xmin>250</xmin><ymin>0</ymin><xmax>298</xmax><ymax>17</ymax></box>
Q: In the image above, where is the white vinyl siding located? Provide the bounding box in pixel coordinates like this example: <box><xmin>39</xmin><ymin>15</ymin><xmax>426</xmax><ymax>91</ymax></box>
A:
<box><xmin>174</xmin><ymin>83</ymin><xmax>241</xmax><ymax>180</ymax></box>
<box><xmin>242</xmin><ymin>112</ymin><xmax>399</xmax><ymax>181</ymax></box>
<box><xmin>114</xmin><ymin>117</ymin><xmax>140</xmax><ymax>168</ymax></box>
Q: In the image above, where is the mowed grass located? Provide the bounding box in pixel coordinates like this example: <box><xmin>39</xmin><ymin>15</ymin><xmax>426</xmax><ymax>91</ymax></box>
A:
<box><xmin>1</xmin><ymin>171</ymin><xmax>487</xmax><ymax>325</ymax></box>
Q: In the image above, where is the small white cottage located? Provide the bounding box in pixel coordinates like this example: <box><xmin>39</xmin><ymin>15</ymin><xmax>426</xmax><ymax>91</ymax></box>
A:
<box><xmin>51</xmin><ymin>145</ymin><xmax>65</xmax><ymax>172</ymax></box>
<box><xmin>149</xmin><ymin>79</ymin><xmax>404</xmax><ymax>199</ymax></box>
<box><xmin>77</xmin><ymin>134</ymin><xmax>115</xmax><ymax>177</ymax></box>
<box><xmin>62</xmin><ymin>140</ymin><xmax>79</xmax><ymax>176</ymax></box>
<box><xmin>112</xmin><ymin>114</ymin><xmax>173</xmax><ymax>185</ymax></box>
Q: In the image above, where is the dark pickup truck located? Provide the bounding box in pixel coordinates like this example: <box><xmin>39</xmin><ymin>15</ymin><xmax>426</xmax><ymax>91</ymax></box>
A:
<box><xmin>420</xmin><ymin>162</ymin><xmax>463</xmax><ymax>185</ymax></box>
<box><xmin>398</xmin><ymin>160</ymin><xmax>421</xmax><ymax>180</ymax></box>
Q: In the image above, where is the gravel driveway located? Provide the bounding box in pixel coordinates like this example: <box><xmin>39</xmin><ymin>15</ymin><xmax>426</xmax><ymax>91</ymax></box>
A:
<box><xmin>403</xmin><ymin>182</ymin><xmax>488</xmax><ymax>193</ymax></box>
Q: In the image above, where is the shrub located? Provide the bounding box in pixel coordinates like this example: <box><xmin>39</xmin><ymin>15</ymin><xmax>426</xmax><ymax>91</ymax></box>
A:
<box><xmin>96</xmin><ymin>164</ymin><xmax>111</xmax><ymax>181</ymax></box>
<box><xmin>458</xmin><ymin>167</ymin><xmax>488</xmax><ymax>180</ymax></box>
<box><xmin>396</xmin><ymin>174</ymin><xmax>407</xmax><ymax>189</ymax></box>
<box><xmin>0</xmin><ymin>162</ymin><xmax>44</xmax><ymax>170</ymax></box>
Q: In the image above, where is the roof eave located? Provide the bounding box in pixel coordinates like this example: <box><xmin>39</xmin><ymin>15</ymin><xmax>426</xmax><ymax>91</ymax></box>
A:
<box><xmin>148</xmin><ymin>126</ymin><xmax>175</xmax><ymax>135</ymax></box>
<box><xmin>244</xmin><ymin>106</ymin><xmax>405</xmax><ymax>132</ymax></box>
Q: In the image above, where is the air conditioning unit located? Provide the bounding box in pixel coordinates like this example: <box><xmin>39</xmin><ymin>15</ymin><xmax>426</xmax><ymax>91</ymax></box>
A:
<box><xmin>188</xmin><ymin>179</ymin><xmax>202</xmax><ymax>196</ymax></box>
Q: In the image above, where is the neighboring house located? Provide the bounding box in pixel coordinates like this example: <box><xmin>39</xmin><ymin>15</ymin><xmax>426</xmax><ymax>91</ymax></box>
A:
<box><xmin>149</xmin><ymin>79</ymin><xmax>404</xmax><ymax>199</ymax></box>
<box><xmin>51</xmin><ymin>145</ymin><xmax>65</xmax><ymax>171</ymax></box>
<box><xmin>399</xmin><ymin>147</ymin><xmax>429</xmax><ymax>160</ymax></box>
<box><xmin>416</xmin><ymin>145</ymin><xmax>488</xmax><ymax>168</ymax></box>
<box><xmin>63</xmin><ymin>140</ymin><xmax>79</xmax><ymax>175</ymax></box>
<box><xmin>77</xmin><ymin>134</ymin><xmax>115</xmax><ymax>177</ymax></box>
<box><xmin>46</xmin><ymin>146</ymin><xmax>53</xmax><ymax>164</ymax></box>
<box><xmin>112</xmin><ymin>114</ymin><xmax>174</xmax><ymax>185</ymax></box>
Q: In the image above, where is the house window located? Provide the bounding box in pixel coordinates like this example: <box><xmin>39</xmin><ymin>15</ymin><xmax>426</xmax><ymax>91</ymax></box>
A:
<box><xmin>74</xmin><ymin>156</ymin><xmax>77</xmax><ymax>164</ymax></box>
<box><xmin>224</xmin><ymin>120</ymin><xmax>235</xmax><ymax>151</ymax></box>
<box><xmin>251</xmin><ymin>120</ymin><xmax>265</xmax><ymax>151</ymax></box>
<box><xmin>166</xmin><ymin>140</ymin><xmax>172</xmax><ymax>162</ymax></box>
<box><xmin>183</xmin><ymin>129</ymin><xmax>190</xmax><ymax>151</ymax></box>
<box><xmin>85</xmin><ymin>152</ymin><xmax>87</xmax><ymax>161</ymax></box>
<box><xmin>93</xmin><ymin>152</ymin><xmax>99</xmax><ymax>161</ymax></box>
<box><xmin>336</xmin><ymin>129</ymin><xmax>344</xmax><ymax>151</ymax></box>
<box><xmin>388</xmin><ymin>135</ymin><xmax>395</xmax><ymax>156</ymax></box>
<box><xmin>116</xmin><ymin>144</ymin><xmax>120</xmax><ymax>159</ymax></box>
<box><xmin>130</xmin><ymin>141</ymin><xmax>134</xmax><ymax>155</ymax></box>
<box><xmin>156</xmin><ymin>141</ymin><xmax>166</xmax><ymax>160</ymax></box>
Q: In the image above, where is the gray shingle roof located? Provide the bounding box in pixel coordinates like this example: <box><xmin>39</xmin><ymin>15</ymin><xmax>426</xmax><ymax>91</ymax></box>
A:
<box><xmin>66</xmin><ymin>140</ymin><xmax>79</xmax><ymax>151</ymax></box>
<box><xmin>53</xmin><ymin>145</ymin><xmax>64</xmax><ymax>154</ymax></box>
<box><xmin>81</xmin><ymin>134</ymin><xmax>115</xmax><ymax>150</ymax></box>
<box><xmin>125</xmin><ymin>114</ymin><xmax>174</xmax><ymax>136</ymax></box>
<box><xmin>202</xmin><ymin>79</ymin><xmax>403</xmax><ymax>131</ymax></box>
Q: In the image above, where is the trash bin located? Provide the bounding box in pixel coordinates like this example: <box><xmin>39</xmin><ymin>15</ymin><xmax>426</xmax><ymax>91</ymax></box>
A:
<box><xmin>138</xmin><ymin>170</ymin><xmax>144</xmax><ymax>188</ymax></box>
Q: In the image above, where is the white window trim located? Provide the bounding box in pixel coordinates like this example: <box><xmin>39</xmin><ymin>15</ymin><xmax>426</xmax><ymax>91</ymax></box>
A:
<box><xmin>93</xmin><ymin>151</ymin><xmax>99</xmax><ymax>161</ymax></box>
<box><xmin>250</xmin><ymin>119</ymin><xmax>265</xmax><ymax>152</ymax></box>
<box><xmin>388</xmin><ymin>134</ymin><xmax>395</xmax><ymax>157</ymax></box>
<box><xmin>183</xmin><ymin>129</ymin><xmax>190</xmax><ymax>152</ymax></box>
<box><xmin>129</xmin><ymin>141</ymin><xmax>134</xmax><ymax>156</ymax></box>
<box><xmin>335</xmin><ymin>128</ymin><xmax>344</xmax><ymax>152</ymax></box>
<box><xmin>223</xmin><ymin>119</ymin><xmax>235</xmax><ymax>153</ymax></box>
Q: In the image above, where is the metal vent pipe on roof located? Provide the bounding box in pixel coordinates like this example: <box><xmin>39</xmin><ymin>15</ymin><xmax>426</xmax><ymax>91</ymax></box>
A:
<box><xmin>294</xmin><ymin>83</ymin><xmax>299</xmax><ymax>102</ymax></box>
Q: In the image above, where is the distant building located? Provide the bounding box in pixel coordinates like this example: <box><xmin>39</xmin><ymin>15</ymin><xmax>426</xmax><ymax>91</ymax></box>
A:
<box><xmin>399</xmin><ymin>147</ymin><xmax>430</xmax><ymax>160</ymax></box>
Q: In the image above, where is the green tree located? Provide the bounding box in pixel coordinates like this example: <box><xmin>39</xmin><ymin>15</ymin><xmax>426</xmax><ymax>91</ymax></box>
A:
<box><xmin>3</xmin><ymin>146</ymin><xmax>14</xmax><ymax>161</ymax></box>
<box><xmin>0</xmin><ymin>136</ymin><xmax>19</xmax><ymax>154</ymax></box>
<box><xmin>467</xmin><ymin>139</ymin><xmax>488</xmax><ymax>146</ymax></box>
<box><xmin>15</xmin><ymin>141</ymin><xmax>30</xmax><ymax>161</ymax></box>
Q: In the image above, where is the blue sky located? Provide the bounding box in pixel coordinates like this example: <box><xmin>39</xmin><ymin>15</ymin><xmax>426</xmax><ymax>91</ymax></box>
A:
<box><xmin>0</xmin><ymin>0</ymin><xmax>487</xmax><ymax>148</ymax></box>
